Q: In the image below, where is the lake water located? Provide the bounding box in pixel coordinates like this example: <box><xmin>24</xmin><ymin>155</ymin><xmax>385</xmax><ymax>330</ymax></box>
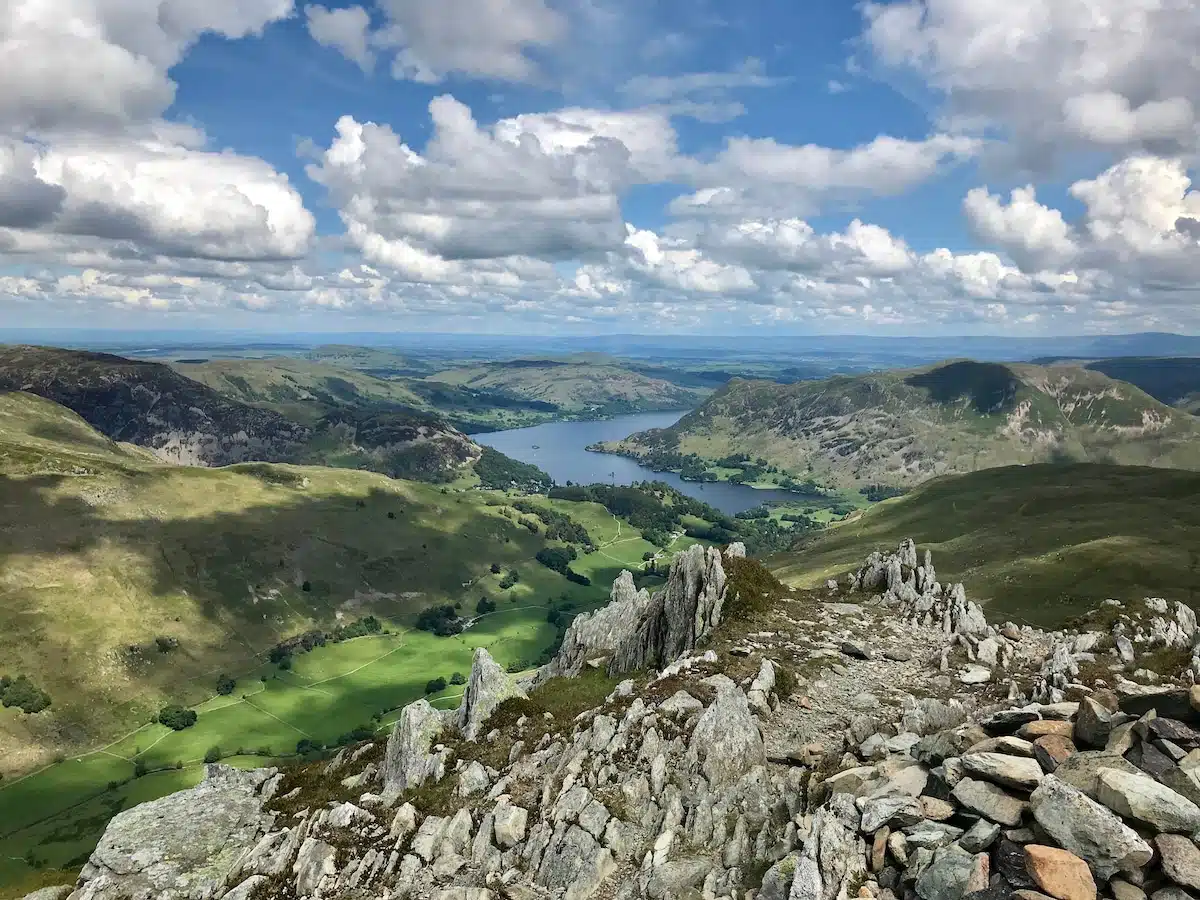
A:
<box><xmin>474</xmin><ymin>411</ymin><xmax>802</xmax><ymax>515</ymax></box>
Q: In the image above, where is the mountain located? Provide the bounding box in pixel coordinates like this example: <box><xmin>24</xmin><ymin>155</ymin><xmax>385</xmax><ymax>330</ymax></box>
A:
<box><xmin>1079</xmin><ymin>357</ymin><xmax>1200</xmax><ymax>415</ymax></box>
<box><xmin>771</xmin><ymin>462</ymin><xmax>1200</xmax><ymax>625</ymax></box>
<box><xmin>0</xmin><ymin>346</ymin><xmax>486</xmax><ymax>482</ymax></box>
<box><xmin>598</xmin><ymin>360</ymin><xmax>1200</xmax><ymax>489</ymax></box>
<box><xmin>426</xmin><ymin>358</ymin><xmax>710</xmax><ymax>415</ymax></box>
<box><xmin>28</xmin><ymin>537</ymin><xmax>1200</xmax><ymax>900</ymax></box>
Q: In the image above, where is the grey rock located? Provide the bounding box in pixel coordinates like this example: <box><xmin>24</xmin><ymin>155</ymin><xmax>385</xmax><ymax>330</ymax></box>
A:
<box><xmin>1029</xmin><ymin>775</ymin><xmax>1153</xmax><ymax>880</ymax></box>
<box><xmin>951</xmin><ymin>777</ymin><xmax>1028</xmax><ymax>826</ymax></box>
<box><xmin>860</xmin><ymin>794</ymin><xmax>924</xmax><ymax>833</ymax></box>
<box><xmin>457</xmin><ymin>648</ymin><xmax>526</xmax><ymax>742</ymax></box>
<box><xmin>293</xmin><ymin>837</ymin><xmax>337</xmax><ymax>897</ymax></box>
<box><xmin>958</xmin><ymin>820</ymin><xmax>1000</xmax><ymax>853</ymax></box>
<box><xmin>914</xmin><ymin>845</ymin><xmax>979</xmax><ymax>900</ymax></box>
<box><xmin>539</xmin><ymin>571</ymin><xmax>652</xmax><ymax>681</ymax></box>
<box><xmin>961</xmin><ymin>753</ymin><xmax>1044</xmax><ymax>791</ymax></box>
<box><xmin>457</xmin><ymin>760</ymin><xmax>491</xmax><ymax>796</ymax></box>
<box><xmin>760</xmin><ymin>856</ymin><xmax>799</xmax><ymax>900</ymax></box>
<box><xmin>1158</xmin><ymin>835</ymin><xmax>1200</xmax><ymax>892</ymax></box>
<box><xmin>788</xmin><ymin>794</ymin><xmax>865</xmax><ymax>900</ymax></box>
<box><xmin>609</xmin><ymin>544</ymin><xmax>728</xmax><ymax>675</ymax></box>
<box><xmin>68</xmin><ymin>766</ymin><xmax>274</xmax><ymax>900</ymax></box>
<box><xmin>493</xmin><ymin>803</ymin><xmax>528</xmax><ymax>850</ymax></box>
<box><xmin>19</xmin><ymin>889</ymin><xmax>73</xmax><ymax>900</ymax></box>
<box><xmin>1054</xmin><ymin>750</ymin><xmax>1141</xmax><ymax>800</ymax></box>
<box><xmin>687</xmin><ymin>682</ymin><xmax>766</xmax><ymax>789</ymax></box>
<box><xmin>1095</xmin><ymin>767</ymin><xmax>1200</xmax><ymax>833</ymax></box>
<box><xmin>383</xmin><ymin>699</ymin><xmax>447</xmax><ymax>794</ymax></box>
<box><xmin>1075</xmin><ymin>696</ymin><xmax>1114</xmax><ymax>749</ymax></box>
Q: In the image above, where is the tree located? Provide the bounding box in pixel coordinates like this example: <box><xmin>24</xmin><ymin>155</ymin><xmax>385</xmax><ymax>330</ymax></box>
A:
<box><xmin>450</xmin><ymin>672</ymin><xmax>466</xmax><ymax>685</ymax></box>
<box><xmin>216</xmin><ymin>674</ymin><xmax>236</xmax><ymax>696</ymax></box>
<box><xmin>154</xmin><ymin>636</ymin><xmax>178</xmax><ymax>653</ymax></box>
<box><xmin>425</xmin><ymin>677</ymin><xmax>447</xmax><ymax>694</ymax></box>
<box><xmin>134</xmin><ymin>759</ymin><xmax>148</xmax><ymax>778</ymax></box>
<box><xmin>204</xmin><ymin>746</ymin><xmax>222</xmax><ymax>764</ymax></box>
<box><xmin>490</xmin><ymin>562</ymin><xmax>502</xmax><ymax>574</ymax></box>
<box><xmin>157</xmin><ymin>705</ymin><xmax>197</xmax><ymax>731</ymax></box>
<box><xmin>476</xmin><ymin>597</ymin><xmax>496</xmax><ymax>615</ymax></box>
<box><xmin>301</xmin><ymin>580</ymin><xmax>312</xmax><ymax>592</ymax></box>
<box><xmin>278</xmin><ymin>655</ymin><xmax>293</xmax><ymax>671</ymax></box>
<box><xmin>0</xmin><ymin>675</ymin><xmax>51</xmax><ymax>713</ymax></box>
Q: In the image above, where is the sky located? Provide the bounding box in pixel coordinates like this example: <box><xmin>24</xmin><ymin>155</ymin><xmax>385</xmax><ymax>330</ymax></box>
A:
<box><xmin>1</xmin><ymin>0</ymin><xmax>1199</xmax><ymax>336</ymax></box>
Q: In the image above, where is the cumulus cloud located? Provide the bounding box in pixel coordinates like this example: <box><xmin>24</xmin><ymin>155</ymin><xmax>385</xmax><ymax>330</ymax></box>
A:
<box><xmin>306</xmin><ymin>4</ymin><xmax>376</xmax><ymax>71</ymax></box>
<box><xmin>0</xmin><ymin>134</ymin><xmax>314</xmax><ymax>261</ymax></box>
<box><xmin>963</xmin><ymin>156</ymin><xmax>1200</xmax><ymax>289</ymax></box>
<box><xmin>861</xmin><ymin>0</ymin><xmax>1200</xmax><ymax>162</ymax></box>
<box><xmin>307</xmin><ymin>97</ymin><xmax>676</xmax><ymax>281</ymax></box>
<box><xmin>671</xmin><ymin>133</ymin><xmax>979</xmax><ymax>218</ymax></box>
<box><xmin>0</xmin><ymin>0</ymin><xmax>294</xmax><ymax>133</ymax></box>
<box><xmin>304</xmin><ymin>0</ymin><xmax>566</xmax><ymax>84</ymax></box>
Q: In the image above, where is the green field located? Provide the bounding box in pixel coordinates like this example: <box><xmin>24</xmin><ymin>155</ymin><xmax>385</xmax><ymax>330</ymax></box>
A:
<box><xmin>771</xmin><ymin>464</ymin><xmax>1200</xmax><ymax>626</ymax></box>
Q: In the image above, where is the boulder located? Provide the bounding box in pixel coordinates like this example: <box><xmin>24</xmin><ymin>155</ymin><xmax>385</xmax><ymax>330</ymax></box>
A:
<box><xmin>19</xmin><ymin>889</ymin><xmax>72</xmax><ymax>900</ymax></box>
<box><xmin>914</xmin><ymin>845</ymin><xmax>983</xmax><ymax>900</ymax></box>
<box><xmin>539</xmin><ymin>570</ymin><xmax>652</xmax><ymax>680</ymax></box>
<box><xmin>68</xmin><ymin>766</ymin><xmax>275</xmax><ymax>900</ymax></box>
<box><xmin>1033</xmin><ymin>735</ymin><xmax>1076</xmax><ymax>773</ymax></box>
<box><xmin>952</xmin><ymin>777</ymin><xmax>1028</xmax><ymax>826</ymax></box>
<box><xmin>1023</xmin><ymin>845</ymin><xmax>1097</xmax><ymax>900</ymax></box>
<box><xmin>1074</xmin><ymin>697</ymin><xmax>1113</xmax><ymax>749</ymax></box>
<box><xmin>961</xmin><ymin>752</ymin><xmax>1044</xmax><ymax>791</ymax></box>
<box><xmin>457</xmin><ymin>648</ymin><xmax>526</xmax><ymax>742</ymax></box>
<box><xmin>1094</xmin><ymin>767</ymin><xmax>1200</xmax><ymax>833</ymax></box>
<box><xmin>1053</xmin><ymin>751</ymin><xmax>1141</xmax><ymax>800</ymax></box>
<box><xmin>1157</xmin><ymin>835</ymin><xmax>1200</xmax><ymax>892</ymax></box>
<box><xmin>1029</xmin><ymin>776</ymin><xmax>1153</xmax><ymax>880</ymax></box>
<box><xmin>687</xmin><ymin>682</ymin><xmax>766</xmax><ymax>789</ymax></box>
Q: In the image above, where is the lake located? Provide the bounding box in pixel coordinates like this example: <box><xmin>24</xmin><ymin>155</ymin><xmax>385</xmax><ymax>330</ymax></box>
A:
<box><xmin>474</xmin><ymin>411</ymin><xmax>803</xmax><ymax>515</ymax></box>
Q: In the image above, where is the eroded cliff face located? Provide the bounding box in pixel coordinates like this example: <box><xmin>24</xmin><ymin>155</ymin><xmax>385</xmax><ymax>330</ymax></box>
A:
<box><xmin>48</xmin><ymin>541</ymin><xmax>1200</xmax><ymax>900</ymax></box>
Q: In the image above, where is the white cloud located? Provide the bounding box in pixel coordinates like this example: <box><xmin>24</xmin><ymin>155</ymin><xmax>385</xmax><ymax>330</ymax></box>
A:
<box><xmin>306</xmin><ymin>4</ymin><xmax>375</xmax><ymax>71</ymax></box>
<box><xmin>312</xmin><ymin>0</ymin><xmax>566</xmax><ymax>84</ymax></box>
<box><xmin>861</xmin><ymin>0</ymin><xmax>1200</xmax><ymax>162</ymax></box>
<box><xmin>0</xmin><ymin>133</ymin><xmax>314</xmax><ymax>261</ymax></box>
<box><xmin>0</xmin><ymin>0</ymin><xmax>294</xmax><ymax>133</ymax></box>
<box><xmin>618</xmin><ymin>58</ymin><xmax>789</xmax><ymax>122</ymax></box>
<box><xmin>963</xmin><ymin>185</ymin><xmax>1078</xmax><ymax>271</ymax></box>
<box><xmin>307</xmin><ymin>97</ymin><xmax>675</xmax><ymax>282</ymax></box>
<box><xmin>671</xmin><ymin>133</ymin><xmax>979</xmax><ymax>218</ymax></box>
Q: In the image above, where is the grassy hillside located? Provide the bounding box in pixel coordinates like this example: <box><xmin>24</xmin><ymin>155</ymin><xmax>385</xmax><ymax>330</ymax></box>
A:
<box><xmin>598</xmin><ymin>360</ymin><xmax>1200</xmax><ymax>489</ymax></box>
<box><xmin>428</xmin><ymin>359</ymin><xmax>709</xmax><ymax>416</ymax></box>
<box><xmin>0</xmin><ymin>391</ymin><xmax>724</xmax><ymax>890</ymax></box>
<box><xmin>1080</xmin><ymin>357</ymin><xmax>1200</xmax><ymax>415</ymax></box>
<box><xmin>771</xmin><ymin>463</ymin><xmax>1200</xmax><ymax>626</ymax></box>
<box><xmin>175</xmin><ymin>356</ymin><xmax>559</xmax><ymax>433</ymax></box>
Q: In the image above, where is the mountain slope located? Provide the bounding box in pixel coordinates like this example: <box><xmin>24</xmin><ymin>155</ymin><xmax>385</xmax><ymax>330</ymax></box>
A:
<box><xmin>599</xmin><ymin>360</ymin><xmax>1200</xmax><ymax>488</ymax></box>
<box><xmin>427</xmin><ymin>358</ymin><xmax>709</xmax><ymax>415</ymax></box>
<box><xmin>0</xmin><ymin>346</ymin><xmax>485</xmax><ymax>482</ymax></box>
<box><xmin>175</xmin><ymin>356</ymin><xmax>560</xmax><ymax>432</ymax></box>
<box><xmin>771</xmin><ymin>462</ymin><xmax>1200</xmax><ymax>625</ymax></box>
<box><xmin>1081</xmin><ymin>356</ymin><xmax>1200</xmax><ymax>415</ymax></box>
<box><xmin>0</xmin><ymin>346</ymin><xmax>311</xmax><ymax>466</ymax></box>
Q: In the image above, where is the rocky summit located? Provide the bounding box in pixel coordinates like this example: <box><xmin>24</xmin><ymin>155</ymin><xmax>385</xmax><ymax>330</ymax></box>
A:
<box><xmin>41</xmin><ymin>540</ymin><xmax>1200</xmax><ymax>900</ymax></box>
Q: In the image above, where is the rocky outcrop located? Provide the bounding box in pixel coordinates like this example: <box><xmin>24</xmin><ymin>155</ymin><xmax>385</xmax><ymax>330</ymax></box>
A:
<box><xmin>60</xmin><ymin>538</ymin><xmax>1200</xmax><ymax>900</ymax></box>
<box><xmin>66</xmin><ymin>765</ymin><xmax>278</xmax><ymax>900</ymax></box>
<box><xmin>538</xmin><ymin>544</ymin><xmax>730</xmax><ymax>683</ymax></box>
<box><xmin>456</xmin><ymin>648</ymin><xmax>526</xmax><ymax>741</ymax></box>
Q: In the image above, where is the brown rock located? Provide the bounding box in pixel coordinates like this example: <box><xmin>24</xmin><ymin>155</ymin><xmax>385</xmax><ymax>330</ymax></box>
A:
<box><xmin>871</xmin><ymin>826</ymin><xmax>890</xmax><ymax>873</ymax></box>
<box><xmin>920</xmin><ymin>796</ymin><xmax>956</xmax><ymax>821</ymax></box>
<box><xmin>1190</xmin><ymin>685</ymin><xmax>1200</xmax><ymax>716</ymax></box>
<box><xmin>1020</xmin><ymin>720</ymin><xmax>1075</xmax><ymax>740</ymax></box>
<box><xmin>1109</xmin><ymin>880</ymin><xmax>1147</xmax><ymax>900</ymax></box>
<box><xmin>966</xmin><ymin>852</ymin><xmax>990</xmax><ymax>894</ymax></box>
<box><xmin>1014</xmin><ymin>893</ymin><xmax>1057</xmax><ymax>900</ymax></box>
<box><xmin>1091</xmin><ymin>689</ymin><xmax>1119</xmax><ymax>712</ymax></box>
<box><xmin>1023</xmin><ymin>845</ymin><xmax>1097</xmax><ymax>900</ymax></box>
<box><xmin>1034</xmin><ymin>735</ymin><xmax>1077</xmax><ymax>773</ymax></box>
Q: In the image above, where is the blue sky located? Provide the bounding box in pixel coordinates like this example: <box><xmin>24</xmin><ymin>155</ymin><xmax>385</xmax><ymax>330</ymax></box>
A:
<box><xmin>1</xmin><ymin>0</ymin><xmax>1198</xmax><ymax>335</ymax></box>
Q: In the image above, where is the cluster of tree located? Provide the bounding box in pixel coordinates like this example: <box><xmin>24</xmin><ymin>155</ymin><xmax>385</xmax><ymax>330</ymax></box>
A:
<box><xmin>425</xmin><ymin>677</ymin><xmax>447</xmax><ymax>694</ymax></box>
<box><xmin>859</xmin><ymin>484</ymin><xmax>908</xmax><ymax>502</ymax></box>
<box><xmin>475</xmin><ymin>446</ymin><xmax>554</xmax><ymax>492</ymax></box>
<box><xmin>216</xmin><ymin>674</ymin><xmax>237</xmax><ymax>695</ymax></box>
<box><xmin>476</xmin><ymin>597</ymin><xmax>496</xmax><ymax>615</ymax></box>
<box><xmin>538</xmin><ymin>599</ymin><xmax>578</xmax><ymax>666</ymax></box>
<box><xmin>511</xmin><ymin>500</ymin><xmax>593</xmax><ymax>547</ymax></box>
<box><xmin>0</xmin><ymin>675</ymin><xmax>51</xmax><ymax>714</ymax></box>
<box><xmin>266</xmin><ymin>616</ymin><xmax>385</xmax><ymax>668</ymax></box>
<box><xmin>157</xmin><ymin>705</ymin><xmax>197</xmax><ymax>731</ymax></box>
<box><xmin>735</xmin><ymin>505</ymin><xmax>771</xmax><ymax>520</ymax></box>
<box><xmin>498</xmin><ymin>569</ymin><xmax>520</xmax><ymax>590</ymax></box>
<box><xmin>415</xmin><ymin>604</ymin><xmax>464</xmax><ymax>636</ymax></box>
<box><xmin>535</xmin><ymin>547</ymin><xmax>591</xmax><ymax>585</ymax></box>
